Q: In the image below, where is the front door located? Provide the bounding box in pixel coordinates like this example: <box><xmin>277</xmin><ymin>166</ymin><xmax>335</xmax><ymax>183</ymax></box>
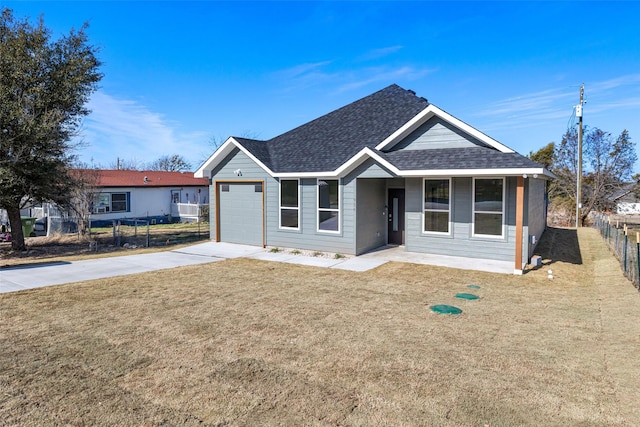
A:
<box><xmin>388</xmin><ymin>188</ymin><xmax>405</xmax><ymax>245</ymax></box>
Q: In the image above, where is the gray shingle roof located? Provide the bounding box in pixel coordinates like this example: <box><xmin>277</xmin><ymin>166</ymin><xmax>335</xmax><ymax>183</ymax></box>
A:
<box><xmin>233</xmin><ymin>137</ymin><xmax>275</xmax><ymax>171</ymax></box>
<box><xmin>379</xmin><ymin>147</ymin><xmax>542</xmax><ymax>171</ymax></box>
<box><xmin>233</xmin><ymin>84</ymin><xmax>428</xmax><ymax>173</ymax></box>
<box><xmin>231</xmin><ymin>84</ymin><xmax>544</xmax><ymax>174</ymax></box>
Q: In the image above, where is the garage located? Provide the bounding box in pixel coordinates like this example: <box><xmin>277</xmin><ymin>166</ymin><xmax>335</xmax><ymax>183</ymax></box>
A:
<box><xmin>216</xmin><ymin>181</ymin><xmax>264</xmax><ymax>246</ymax></box>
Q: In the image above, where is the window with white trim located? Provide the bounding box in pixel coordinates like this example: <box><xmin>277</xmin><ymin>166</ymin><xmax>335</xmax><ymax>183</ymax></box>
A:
<box><xmin>473</xmin><ymin>178</ymin><xmax>504</xmax><ymax>237</ymax></box>
<box><xmin>280</xmin><ymin>179</ymin><xmax>299</xmax><ymax>229</ymax></box>
<box><xmin>94</xmin><ymin>192</ymin><xmax>129</xmax><ymax>214</ymax></box>
<box><xmin>424</xmin><ymin>179</ymin><xmax>450</xmax><ymax>233</ymax></box>
<box><xmin>318</xmin><ymin>179</ymin><xmax>339</xmax><ymax>232</ymax></box>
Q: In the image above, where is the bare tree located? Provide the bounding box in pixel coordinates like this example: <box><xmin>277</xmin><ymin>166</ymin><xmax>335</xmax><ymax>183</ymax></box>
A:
<box><xmin>553</xmin><ymin>127</ymin><xmax>636</xmax><ymax>225</ymax></box>
<box><xmin>66</xmin><ymin>166</ymin><xmax>101</xmax><ymax>236</ymax></box>
<box><xmin>147</xmin><ymin>154</ymin><xmax>192</xmax><ymax>172</ymax></box>
<box><xmin>108</xmin><ymin>157</ymin><xmax>142</xmax><ymax>170</ymax></box>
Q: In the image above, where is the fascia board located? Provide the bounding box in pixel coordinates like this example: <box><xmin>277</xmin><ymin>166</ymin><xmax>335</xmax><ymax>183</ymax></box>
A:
<box><xmin>274</xmin><ymin>171</ymin><xmax>335</xmax><ymax>178</ymax></box>
<box><xmin>375</xmin><ymin>104</ymin><xmax>516</xmax><ymax>154</ymax></box>
<box><xmin>398</xmin><ymin>167</ymin><xmax>554</xmax><ymax>178</ymax></box>
<box><xmin>194</xmin><ymin>137</ymin><xmax>276</xmax><ymax>178</ymax></box>
<box><xmin>276</xmin><ymin>167</ymin><xmax>554</xmax><ymax>179</ymax></box>
<box><xmin>273</xmin><ymin>148</ymin><xmax>401</xmax><ymax>179</ymax></box>
<box><xmin>194</xmin><ymin>137</ymin><xmax>236</xmax><ymax>178</ymax></box>
<box><xmin>375</xmin><ymin>106</ymin><xmax>435</xmax><ymax>151</ymax></box>
<box><xmin>335</xmin><ymin>147</ymin><xmax>401</xmax><ymax>177</ymax></box>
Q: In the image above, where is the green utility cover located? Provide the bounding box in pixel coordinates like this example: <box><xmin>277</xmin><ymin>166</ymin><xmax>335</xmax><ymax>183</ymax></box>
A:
<box><xmin>467</xmin><ymin>285</ymin><xmax>481</xmax><ymax>289</ymax></box>
<box><xmin>430</xmin><ymin>304</ymin><xmax>463</xmax><ymax>315</ymax></box>
<box><xmin>455</xmin><ymin>293</ymin><xmax>480</xmax><ymax>300</ymax></box>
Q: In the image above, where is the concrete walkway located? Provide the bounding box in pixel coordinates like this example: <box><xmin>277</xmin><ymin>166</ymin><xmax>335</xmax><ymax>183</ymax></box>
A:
<box><xmin>0</xmin><ymin>241</ymin><xmax>512</xmax><ymax>294</ymax></box>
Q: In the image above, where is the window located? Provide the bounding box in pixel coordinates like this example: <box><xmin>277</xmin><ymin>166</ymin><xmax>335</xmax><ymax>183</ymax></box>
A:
<box><xmin>424</xmin><ymin>179</ymin><xmax>450</xmax><ymax>233</ymax></box>
<box><xmin>473</xmin><ymin>178</ymin><xmax>504</xmax><ymax>237</ymax></box>
<box><xmin>318</xmin><ymin>179</ymin><xmax>339</xmax><ymax>232</ymax></box>
<box><xmin>280</xmin><ymin>179</ymin><xmax>299</xmax><ymax>229</ymax></box>
<box><xmin>171</xmin><ymin>191</ymin><xmax>180</xmax><ymax>203</ymax></box>
<box><xmin>94</xmin><ymin>192</ymin><xmax>129</xmax><ymax>214</ymax></box>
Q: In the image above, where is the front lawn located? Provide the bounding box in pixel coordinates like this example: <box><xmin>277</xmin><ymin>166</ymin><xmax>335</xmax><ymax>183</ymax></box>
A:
<box><xmin>1</xmin><ymin>228</ymin><xmax>638</xmax><ymax>426</ymax></box>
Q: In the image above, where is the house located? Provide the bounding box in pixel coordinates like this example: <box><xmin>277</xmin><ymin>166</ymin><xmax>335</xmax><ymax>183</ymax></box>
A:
<box><xmin>85</xmin><ymin>169</ymin><xmax>209</xmax><ymax>227</ymax></box>
<box><xmin>196</xmin><ymin>84</ymin><xmax>553</xmax><ymax>274</ymax></box>
<box><xmin>612</xmin><ymin>183</ymin><xmax>640</xmax><ymax>215</ymax></box>
<box><xmin>26</xmin><ymin>169</ymin><xmax>208</xmax><ymax>231</ymax></box>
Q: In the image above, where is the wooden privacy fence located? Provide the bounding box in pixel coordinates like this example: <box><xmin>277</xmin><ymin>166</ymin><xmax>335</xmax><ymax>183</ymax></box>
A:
<box><xmin>594</xmin><ymin>213</ymin><xmax>640</xmax><ymax>290</ymax></box>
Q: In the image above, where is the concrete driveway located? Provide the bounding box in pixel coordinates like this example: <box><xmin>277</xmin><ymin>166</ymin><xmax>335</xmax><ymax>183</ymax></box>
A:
<box><xmin>1</xmin><ymin>242</ymin><xmax>512</xmax><ymax>294</ymax></box>
<box><xmin>0</xmin><ymin>242</ymin><xmax>386</xmax><ymax>294</ymax></box>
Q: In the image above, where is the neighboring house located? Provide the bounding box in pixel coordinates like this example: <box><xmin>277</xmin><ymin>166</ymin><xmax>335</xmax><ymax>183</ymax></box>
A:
<box><xmin>70</xmin><ymin>169</ymin><xmax>208</xmax><ymax>227</ymax></box>
<box><xmin>1</xmin><ymin>170</ymin><xmax>209</xmax><ymax>235</ymax></box>
<box><xmin>196</xmin><ymin>84</ymin><xmax>553</xmax><ymax>274</ymax></box>
<box><xmin>613</xmin><ymin>183</ymin><xmax>640</xmax><ymax>214</ymax></box>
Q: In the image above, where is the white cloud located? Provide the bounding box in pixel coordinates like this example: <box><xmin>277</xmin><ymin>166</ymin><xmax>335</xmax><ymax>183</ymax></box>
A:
<box><xmin>334</xmin><ymin>66</ymin><xmax>436</xmax><ymax>93</ymax></box>
<box><xmin>356</xmin><ymin>45</ymin><xmax>403</xmax><ymax>62</ymax></box>
<box><xmin>589</xmin><ymin>73</ymin><xmax>640</xmax><ymax>92</ymax></box>
<box><xmin>474</xmin><ymin>74</ymin><xmax>640</xmax><ymax>126</ymax></box>
<box><xmin>75</xmin><ymin>91</ymin><xmax>209</xmax><ymax>169</ymax></box>
<box><xmin>273</xmin><ymin>58</ymin><xmax>436</xmax><ymax>95</ymax></box>
<box><xmin>473</xmin><ymin>88</ymin><xmax>574</xmax><ymax>120</ymax></box>
<box><xmin>276</xmin><ymin>61</ymin><xmax>334</xmax><ymax>80</ymax></box>
<box><xmin>464</xmin><ymin>75</ymin><xmax>640</xmax><ymax>154</ymax></box>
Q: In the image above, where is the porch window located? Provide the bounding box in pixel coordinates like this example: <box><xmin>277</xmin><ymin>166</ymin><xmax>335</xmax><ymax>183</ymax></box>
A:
<box><xmin>473</xmin><ymin>178</ymin><xmax>504</xmax><ymax>237</ymax></box>
<box><xmin>280</xmin><ymin>179</ymin><xmax>299</xmax><ymax>229</ymax></box>
<box><xmin>424</xmin><ymin>179</ymin><xmax>450</xmax><ymax>233</ymax></box>
<box><xmin>318</xmin><ymin>179</ymin><xmax>339</xmax><ymax>232</ymax></box>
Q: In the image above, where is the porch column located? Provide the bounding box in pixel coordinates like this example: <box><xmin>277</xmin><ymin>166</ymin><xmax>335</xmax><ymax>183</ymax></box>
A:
<box><xmin>514</xmin><ymin>176</ymin><xmax>525</xmax><ymax>275</ymax></box>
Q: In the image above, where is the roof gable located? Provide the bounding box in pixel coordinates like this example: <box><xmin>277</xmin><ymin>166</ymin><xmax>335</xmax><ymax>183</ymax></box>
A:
<box><xmin>388</xmin><ymin>115</ymin><xmax>491</xmax><ymax>151</ymax></box>
<box><xmin>375</xmin><ymin>104</ymin><xmax>514</xmax><ymax>153</ymax></box>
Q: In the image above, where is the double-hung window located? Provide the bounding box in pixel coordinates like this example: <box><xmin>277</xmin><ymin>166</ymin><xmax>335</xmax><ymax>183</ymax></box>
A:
<box><xmin>280</xmin><ymin>179</ymin><xmax>299</xmax><ymax>229</ymax></box>
<box><xmin>424</xmin><ymin>179</ymin><xmax>450</xmax><ymax>233</ymax></box>
<box><xmin>473</xmin><ymin>178</ymin><xmax>504</xmax><ymax>237</ymax></box>
<box><xmin>318</xmin><ymin>179</ymin><xmax>339</xmax><ymax>232</ymax></box>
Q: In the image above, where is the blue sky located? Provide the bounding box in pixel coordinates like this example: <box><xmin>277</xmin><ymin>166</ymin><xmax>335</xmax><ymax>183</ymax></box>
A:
<box><xmin>4</xmin><ymin>1</ymin><xmax>640</xmax><ymax>171</ymax></box>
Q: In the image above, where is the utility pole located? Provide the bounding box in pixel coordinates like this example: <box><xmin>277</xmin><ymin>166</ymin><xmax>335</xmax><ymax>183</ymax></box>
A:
<box><xmin>576</xmin><ymin>84</ymin><xmax>584</xmax><ymax>228</ymax></box>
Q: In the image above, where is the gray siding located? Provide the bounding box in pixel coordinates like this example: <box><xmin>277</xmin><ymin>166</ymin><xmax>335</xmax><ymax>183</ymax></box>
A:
<box><xmin>266</xmin><ymin>177</ymin><xmax>356</xmax><ymax>254</ymax></box>
<box><xmin>405</xmin><ymin>176</ymin><xmax>517</xmax><ymax>262</ymax></box>
<box><xmin>210</xmin><ymin>148</ymin><xmax>357</xmax><ymax>254</ymax></box>
<box><xmin>355</xmin><ymin>179</ymin><xmax>387</xmax><ymax>254</ymax></box>
<box><xmin>209</xmin><ymin>148</ymin><xmax>274</xmax><ymax>242</ymax></box>
<box><xmin>354</xmin><ymin>158</ymin><xmax>396</xmax><ymax>178</ymax></box>
<box><xmin>389</xmin><ymin>116</ymin><xmax>489</xmax><ymax>151</ymax></box>
<box><xmin>208</xmin><ymin>148</ymin><xmax>530</xmax><ymax>264</ymax></box>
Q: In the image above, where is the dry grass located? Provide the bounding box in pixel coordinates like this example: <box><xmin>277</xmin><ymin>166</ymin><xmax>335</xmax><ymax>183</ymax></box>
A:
<box><xmin>0</xmin><ymin>222</ymin><xmax>209</xmax><ymax>268</ymax></box>
<box><xmin>1</xmin><ymin>228</ymin><xmax>639</xmax><ymax>426</ymax></box>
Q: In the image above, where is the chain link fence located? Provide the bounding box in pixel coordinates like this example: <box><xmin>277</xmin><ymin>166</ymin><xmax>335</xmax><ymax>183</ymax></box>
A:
<box><xmin>107</xmin><ymin>220</ymin><xmax>209</xmax><ymax>248</ymax></box>
<box><xmin>593</xmin><ymin>213</ymin><xmax>640</xmax><ymax>290</ymax></box>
